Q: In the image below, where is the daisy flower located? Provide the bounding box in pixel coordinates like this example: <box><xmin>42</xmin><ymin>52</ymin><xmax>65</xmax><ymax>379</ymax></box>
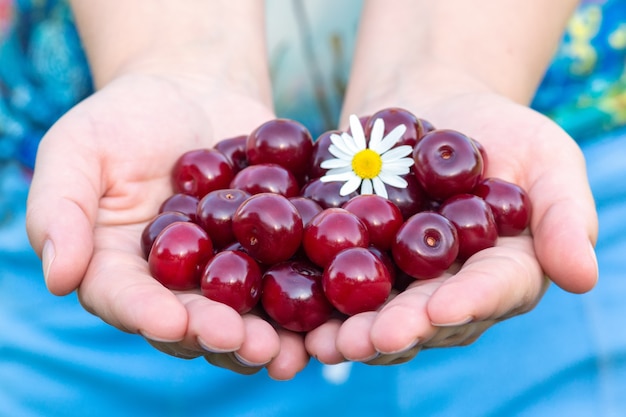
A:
<box><xmin>319</xmin><ymin>114</ymin><xmax>414</xmax><ymax>199</ymax></box>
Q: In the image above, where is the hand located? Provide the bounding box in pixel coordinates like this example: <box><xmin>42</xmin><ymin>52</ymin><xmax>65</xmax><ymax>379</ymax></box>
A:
<box><xmin>25</xmin><ymin>72</ymin><xmax>309</xmax><ymax>379</ymax></box>
<box><xmin>306</xmin><ymin>90</ymin><xmax>598</xmax><ymax>364</ymax></box>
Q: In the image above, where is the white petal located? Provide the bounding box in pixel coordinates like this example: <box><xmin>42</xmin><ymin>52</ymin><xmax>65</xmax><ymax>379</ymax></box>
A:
<box><xmin>371</xmin><ymin>177</ymin><xmax>388</xmax><ymax>199</ymax></box>
<box><xmin>360</xmin><ymin>178</ymin><xmax>373</xmax><ymax>195</ymax></box>
<box><xmin>341</xmin><ymin>132</ymin><xmax>362</xmax><ymax>154</ymax></box>
<box><xmin>381</xmin><ymin>145</ymin><xmax>414</xmax><ymax>162</ymax></box>
<box><xmin>328</xmin><ymin>144</ymin><xmax>354</xmax><ymax>161</ymax></box>
<box><xmin>349</xmin><ymin>115</ymin><xmax>367</xmax><ymax>150</ymax></box>
<box><xmin>368</xmin><ymin>118</ymin><xmax>385</xmax><ymax>150</ymax></box>
<box><xmin>340</xmin><ymin>175</ymin><xmax>362</xmax><ymax>196</ymax></box>
<box><xmin>325</xmin><ymin>166</ymin><xmax>354</xmax><ymax>176</ymax></box>
<box><xmin>330</xmin><ymin>133</ymin><xmax>357</xmax><ymax>157</ymax></box>
<box><xmin>383</xmin><ymin>156</ymin><xmax>415</xmax><ymax>168</ymax></box>
<box><xmin>320</xmin><ymin>170</ymin><xmax>356</xmax><ymax>183</ymax></box>
<box><xmin>377</xmin><ymin>124</ymin><xmax>407</xmax><ymax>154</ymax></box>
<box><xmin>378</xmin><ymin>172</ymin><xmax>408</xmax><ymax>189</ymax></box>
<box><xmin>320</xmin><ymin>158</ymin><xmax>351</xmax><ymax>169</ymax></box>
<box><xmin>380</xmin><ymin>164</ymin><xmax>411</xmax><ymax>176</ymax></box>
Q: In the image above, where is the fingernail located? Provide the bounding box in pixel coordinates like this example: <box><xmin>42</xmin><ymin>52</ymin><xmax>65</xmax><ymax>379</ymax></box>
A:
<box><xmin>377</xmin><ymin>338</ymin><xmax>420</xmax><ymax>355</ymax></box>
<box><xmin>589</xmin><ymin>241</ymin><xmax>599</xmax><ymax>285</ymax></box>
<box><xmin>42</xmin><ymin>239</ymin><xmax>55</xmax><ymax>287</ymax></box>
<box><xmin>197</xmin><ymin>337</ymin><xmax>235</xmax><ymax>354</ymax></box>
<box><xmin>233</xmin><ymin>351</ymin><xmax>268</xmax><ymax>367</ymax></box>
<box><xmin>139</xmin><ymin>330</ymin><xmax>183</xmax><ymax>343</ymax></box>
<box><xmin>432</xmin><ymin>315</ymin><xmax>474</xmax><ymax>327</ymax></box>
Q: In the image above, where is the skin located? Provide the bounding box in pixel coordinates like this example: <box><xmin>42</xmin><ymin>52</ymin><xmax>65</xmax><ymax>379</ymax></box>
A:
<box><xmin>26</xmin><ymin>0</ymin><xmax>598</xmax><ymax>376</ymax></box>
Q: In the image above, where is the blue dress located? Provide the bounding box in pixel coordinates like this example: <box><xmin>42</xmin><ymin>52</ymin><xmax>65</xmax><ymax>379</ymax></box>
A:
<box><xmin>1</xmin><ymin>1</ymin><xmax>624</xmax><ymax>415</ymax></box>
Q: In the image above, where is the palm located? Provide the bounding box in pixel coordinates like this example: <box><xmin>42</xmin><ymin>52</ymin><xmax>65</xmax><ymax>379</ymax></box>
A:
<box><xmin>27</xmin><ymin>74</ymin><xmax>307</xmax><ymax>378</ymax></box>
<box><xmin>306</xmin><ymin>92</ymin><xmax>598</xmax><ymax>364</ymax></box>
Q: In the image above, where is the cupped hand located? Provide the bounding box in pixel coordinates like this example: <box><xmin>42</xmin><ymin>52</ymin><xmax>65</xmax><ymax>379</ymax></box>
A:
<box><xmin>25</xmin><ymin>73</ymin><xmax>308</xmax><ymax>379</ymax></box>
<box><xmin>306</xmin><ymin>91</ymin><xmax>598</xmax><ymax>364</ymax></box>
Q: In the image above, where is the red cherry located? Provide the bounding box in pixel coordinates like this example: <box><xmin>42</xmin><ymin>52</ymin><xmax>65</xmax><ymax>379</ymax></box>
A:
<box><xmin>288</xmin><ymin>196</ymin><xmax>324</xmax><ymax>226</ymax></box>
<box><xmin>141</xmin><ymin>211</ymin><xmax>192</xmax><ymax>259</ymax></box>
<box><xmin>473</xmin><ymin>178</ymin><xmax>531</xmax><ymax>236</ymax></box>
<box><xmin>148</xmin><ymin>222</ymin><xmax>214</xmax><ymax>290</ymax></box>
<box><xmin>308</xmin><ymin>130</ymin><xmax>341</xmax><ymax>180</ymax></box>
<box><xmin>300</xmin><ymin>177</ymin><xmax>358</xmax><ymax>209</ymax></box>
<box><xmin>261</xmin><ymin>260</ymin><xmax>334</xmax><ymax>332</ymax></box>
<box><xmin>392</xmin><ymin>212</ymin><xmax>459</xmax><ymax>280</ymax></box>
<box><xmin>230</xmin><ymin>163</ymin><xmax>299</xmax><ymax>197</ymax></box>
<box><xmin>246</xmin><ymin>118</ymin><xmax>313</xmax><ymax>182</ymax></box>
<box><xmin>196</xmin><ymin>188</ymin><xmax>251</xmax><ymax>249</ymax></box>
<box><xmin>214</xmin><ymin>135</ymin><xmax>248</xmax><ymax>173</ymax></box>
<box><xmin>342</xmin><ymin>194</ymin><xmax>404</xmax><ymax>251</ymax></box>
<box><xmin>413</xmin><ymin>129</ymin><xmax>483</xmax><ymax>201</ymax></box>
<box><xmin>386</xmin><ymin>172</ymin><xmax>427</xmax><ymax>220</ymax></box>
<box><xmin>201</xmin><ymin>250</ymin><xmax>262</xmax><ymax>314</ymax></box>
<box><xmin>439</xmin><ymin>194</ymin><xmax>498</xmax><ymax>260</ymax></box>
<box><xmin>232</xmin><ymin>193</ymin><xmax>303</xmax><ymax>265</ymax></box>
<box><xmin>159</xmin><ymin>193</ymin><xmax>200</xmax><ymax>222</ymax></box>
<box><xmin>365</xmin><ymin>107</ymin><xmax>425</xmax><ymax>148</ymax></box>
<box><xmin>171</xmin><ymin>149</ymin><xmax>234</xmax><ymax>199</ymax></box>
<box><xmin>302</xmin><ymin>208</ymin><xmax>369</xmax><ymax>268</ymax></box>
<box><xmin>322</xmin><ymin>247</ymin><xmax>392</xmax><ymax>316</ymax></box>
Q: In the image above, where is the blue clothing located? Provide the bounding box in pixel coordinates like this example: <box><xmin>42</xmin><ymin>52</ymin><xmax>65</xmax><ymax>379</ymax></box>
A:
<box><xmin>1</xmin><ymin>1</ymin><xmax>625</xmax><ymax>416</ymax></box>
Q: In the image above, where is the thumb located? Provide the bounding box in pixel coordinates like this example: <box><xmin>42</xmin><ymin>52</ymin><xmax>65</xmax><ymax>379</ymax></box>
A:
<box><xmin>26</xmin><ymin>124</ymin><xmax>100</xmax><ymax>296</ymax></box>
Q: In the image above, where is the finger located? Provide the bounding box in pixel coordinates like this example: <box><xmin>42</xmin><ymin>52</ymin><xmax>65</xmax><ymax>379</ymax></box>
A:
<box><xmin>527</xmin><ymin>125</ymin><xmax>598</xmax><ymax>293</ymax></box>
<box><xmin>232</xmin><ymin>315</ymin><xmax>281</xmax><ymax>366</ymax></box>
<box><xmin>204</xmin><ymin>353</ymin><xmax>264</xmax><ymax>376</ymax></box>
<box><xmin>368</xmin><ymin>280</ymin><xmax>442</xmax><ymax>354</ymax></box>
<box><xmin>364</xmin><ymin>344</ymin><xmax>421</xmax><ymax>366</ymax></box>
<box><xmin>78</xmin><ymin>226</ymin><xmax>189</xmax><ymax>342</ymax></box>
<box><xmin>335</xmin><ymin>312</ymin><xmax>381</xmax><ymax>362</ymax></box>
<box><xmin>426</xmin><ymin>235</ymin><xmax>547</xmax><ymax>326</ymax></box>
<box><xmin>304</xmin><ymin>318</ymin><xmax>345</xmax><ymax>364</ymax></box>
<box><xmin>266</xmin><ymin>329</ymin><xmax>310</xmax><ymax>380</ymax></box>
<box><xmin>26</xmin><ymin>120</ymin><xmax>100</xmax><ymax>295</ymax></box>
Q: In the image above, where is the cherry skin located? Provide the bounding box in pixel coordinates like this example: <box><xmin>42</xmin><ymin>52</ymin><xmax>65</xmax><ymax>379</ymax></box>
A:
<box><xmin>365</xmin><ymin>107</ymin><xmax>425</xmax><ymax>148</ymax></box>
<box><xmin>302</xmin><ymin>208</ymin><xmax>370</xmax><ymax>268</ymax></box>
<box><xmin>322</xmin><ymin>247</ymin><xmax>392</xmax><ymax>316</ymax></box>
<box><xmin>230</xmin><ymin>163</ymin><xmax>299</xmax><ymax>197</ymax></box>
<box><xmin>261</xmin><ymin>259</ymin><xmax>334</xmax><ymax>332</ymax></box>
<box><xmin>196</xmin><ymin>188</ymin><xmax>251</xmax><ymax>249</ymax></box>
<box><xmin>200</xmin><ymin>250</ymin><xmax>262</xmax><ymax>314</ymax></box>
<box><xmin>385</xmin><ymin>172</ymin><xmax>427</xmax><ymax>220</ymax></box>
<box><xmin>159</xmin><ymin>193</ymin><xmax>199</xmax><ymax>222</ymax></box>
<box><xmin>148</xmin><ymin>221</ymin><xmax>214</xmax><ymax>290</ymax></box>
<box><xmin>288</xmin><ymin>196</ymin><xmax>324</xmax><ymax>226</ymax></box>
<box><xmin>232</xmin><ymin>193</ymin><xmax>303</xmax><ymax>265</ymax></box>
<box><xmin>412</xmin><ymin>129</ymin><xmax>483</xmax><ymax>201</ymax></box>
<box><xmin>342</xmin><ymin>194</ymin><xmax>404</xmax><ymax>251</ymax></box>
<box><xmin>392</xmin><ymin>211</ymin><xmax>459</xmax><ymax>280</ymax></box>
<box><xmin>439</xmin><ymin>193</ymin><xmax>498</xmax><ymax>260</ymax></box>
<box><xmin>214</xmin><ymin>135</ymin><xmax>248</xmax><ymax>173</ymax></box>
<box><xmin>246</xmin><ymin>118</ymin><xmax>313</xmax><ymax>183</ymax></box>
<box><xmin>473</xmin><ymin>177</ymin><xmax>531</xmax><ymax>236</ymax></box>
<box><xmin>171</xmin><ymin>148</ymin><xmax>235</xmax><ymax>199</ymax></box>
<box><xmin>141</xmin><ymin>211</ymin><xmax>191</xmax><ymax>259</ymax></box>
<box><xmin>300</xmin><ymin>177</ymin><xmax>358</xmax><ymax>209</ymax></box>
<box><xmin>308</xmin><ymin>130</ymin><xmax>341</xmax><ymax>180</ymax></box>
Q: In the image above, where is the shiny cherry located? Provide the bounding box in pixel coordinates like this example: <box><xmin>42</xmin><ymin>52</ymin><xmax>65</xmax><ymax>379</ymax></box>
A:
<box><xmin>413</xmin><ymin>129</ymin><xmax>483</xmax><ymax>201</ymax></box>
<box><xmin>302</xmin><ymin>208</ymin><xmax>369</xmax><ymax>268</ymax></box>
<box><xmin>308</xmin><ymin>130</ymin><xmax>340</xmax><ymax>179</ymax></box>
<box><xmin>261</xmin><ymin>260</ymin><xmax>334</xmax><ymax>332</ymax></box>
<box><xmin>171</xmin><ymin>148</ymin><xmax>234</xmax><ymax>199</ymax></box>
<box><xmin>473</xmin><ymin>178</ymin><xmax>531</xmax><ymax>236</ymax></box>
<box><xmin>322</xmin><ymin>247</ymin><xmax>392</xmax><ymax>316</ymax></box>
<box><xmin>439</xmin><ymin>194</ymin><xmax>498</xmax><ymax>260</ymax></box>
<box><xmin>200</xmin><ymin>250</ymin><xmax>262</xmax><ymax>314</ymax></box>
<box><xmin>232</xmin><ymin>193</ymin><xmax>303</xmax><ymax>265</ymax></box>
<box><xmin>196</xmin><ymin>188</ymin><xmax>251</xmax><ymax>249</ymax></box>
<box><xmin>214</xmin><ymin>135</ymin><xmax>248</xmax><ymax>173</ymax></box>
<box><xmin>230</xmin><ymin>163</ymin><xmax>299</xmax><ymax>197</ymax></box>
<box><xmin>288</xmin><ymin>196</ymin><xmax>324</xmax><ymax>226</ymax></box>
<box><xmin>148</xmin><ymin>222</ymin><xmax>214</xmax><ymax>290</ymax></box>
<box><xmin>342</xmin><ymin>194</ymin><xmax>404</xmax><ymax>251</ymax></box>
<box><xmin>159</xmin><ymin>193</ymin><xmax>200</xmax><ymax>222</ymax></box>
<box><xmin>365</xmin><ymin>107</ymin><xmax>425</xmax><ymax>148</ymax></box>
<box><xmin>300</xmin><ymin>177</ymin><xmax>358</xmax><ymax>209</ymax></box>
<box><xmin>392</xmin><ymin>211</ymin><xmax>459</xmax><ymax>280</ymax></box>
<box><xmin>141</xmin><ymin>211</ymin><xmax>191</xmax><ymax>259</ymax></box>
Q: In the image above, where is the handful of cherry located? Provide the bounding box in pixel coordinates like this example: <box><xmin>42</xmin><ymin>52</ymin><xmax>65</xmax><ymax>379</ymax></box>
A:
<box><xmin>142</xmin><ymin>107</ymin><xmax>531</xmax><ymax>333</ymax></box>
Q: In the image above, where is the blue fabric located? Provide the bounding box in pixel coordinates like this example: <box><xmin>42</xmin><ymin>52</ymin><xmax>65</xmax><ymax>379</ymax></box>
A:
<box><xmin>1</xmin><ymin>0</ymin><xmax>625</xmax><ymax>416</ymax></box>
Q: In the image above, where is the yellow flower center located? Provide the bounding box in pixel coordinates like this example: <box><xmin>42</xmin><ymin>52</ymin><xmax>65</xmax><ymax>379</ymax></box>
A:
<box><xmin>352</xmin><ymin>149</ymin><xmax>383</xmax><ymax>179</ymax></box>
